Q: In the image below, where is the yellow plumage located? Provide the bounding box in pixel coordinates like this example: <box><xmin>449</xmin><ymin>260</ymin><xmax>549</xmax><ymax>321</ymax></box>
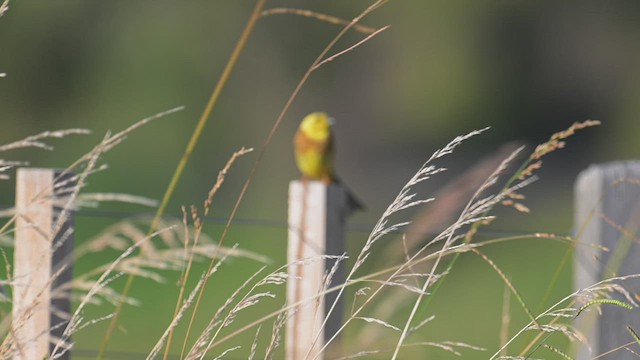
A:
<box><xmin>294</xmin><ymin>112</ymin><xmax>335</xmax><ymax>182</ymax></box>
<box><xmin>294</xmin><ymin>112</ymin><xmax>364</xmax><ymax>210</ymax></box>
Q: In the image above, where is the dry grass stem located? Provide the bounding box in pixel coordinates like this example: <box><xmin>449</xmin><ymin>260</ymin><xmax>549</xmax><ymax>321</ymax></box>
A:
<box><xmin>247</xmin><ymin>325</ymin><xmax>260</xmax><ymax>360</ymax></box>
<box><xmin>311</xmin><ymin>25</ymin><xmax>390</xmax><ymax>71</ymax></box>
<box><xmin>211</xmin><ymin>345</ymin><xmax>241</xmax><ymax>360</ymax></box>
<box><xmin>50</xmin><ymin>226</ymin><xmax>176</xmax><ymax>359</ymax></box>
<box><xmin>186</xmin><ymin>266</ymin><xmax>267</xmax><ymax>359</ymax></box>
<box><xmin>260</xmin><ymin>8</ymin><xmax>378</xmax><ymax>34</ymax></box>
<box><xmin>147</xmin><ymin>270</ymin><xmax>214</xmax><ymax>359</ymax></box>
<box><xmin>531</xmin><ymin>120</ymin><xmax>601</xmax><ymax>160</ymax></box>
<box><xmin>76</xmin><ymin>193</ymin><xmax>159</xmax><ymax>208</ymax></box>
<box><xmin>354</xmin><ymin>317</ymin><xmax>400</xmax><ymax>332</ymax></box>
<box><xmin>316</xmin><ymin>128</ymin><xmax>492</xmax><ymax>358</ymax></box>
<box><xmin>491</xmin><ymin>274</ymin><xmax>640</xmax><ymax>359</ymax></box>
<box><xmin>499</xmin><ymin>282</ymin><xmax>512</xmax><ymax>357</ymax></box>
<box><xmin>159</xmin><ymin>146</ymin><xmax>253</xmax><ymax>359</ymax></box>
<box><xmin>472</xmin><ymin>248</ymin><xmax>538</xmax><ymax>326</ymax></box>
<box><xmin>592</xmin><ymin>340</ymin><xmax>640</xmax><ymax>359</ymax></box>
<box><xmin>407</xmin><ymin>315</ymin><xmax>435</xmax><ymax>337</ymax></box>
<box><xmin>169</xmin><ymin>147</ymin><xmax>254</xmax><ymax>359</ymax></box>
<box><xmin>264</xmin><ymin>310</ymin><xmax>287</xmax><ymax>360</ymax></box>
<box><xmin>204</xmin><ymin>147</ymin><xmax>253</xmax><ymax>216</ymax></box>
<box><xmin>0</xmin><ymin>0</ymin><xmax>8</xmax><ymax>18</ymax></box>
<box><xmin>391</xmin><ymin>130</ymin><xmax>525</xmax><ymax>359</ymax></box>
<box><xmin>68</xmin><ymin>106</ymin><xmax>184</xmax><ymax>175</ymax></box>
<box><xmin>0</xmin><ymin>129</ymin><xmax>90</xmax><ymax>153</ymax></box>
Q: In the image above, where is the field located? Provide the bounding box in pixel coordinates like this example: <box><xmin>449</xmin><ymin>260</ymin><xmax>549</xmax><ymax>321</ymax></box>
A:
<box><xmin>1</xmin><ymin>2</ymin><xmax>640</xmax><ymax>359</ymax></box>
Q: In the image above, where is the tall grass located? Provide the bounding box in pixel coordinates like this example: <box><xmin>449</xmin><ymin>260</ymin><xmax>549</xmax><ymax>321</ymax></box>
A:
<box><xmin>1</xmin><ymin>1</ymin><xmax>639</xmax><ymax>359</ymax></box>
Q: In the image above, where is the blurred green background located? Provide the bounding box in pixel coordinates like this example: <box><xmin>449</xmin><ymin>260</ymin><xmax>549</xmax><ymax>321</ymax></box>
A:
<box><xmin>1</xmin><ymin>1</ymin><xmax>639</xmax><ymax>358</ymax></box>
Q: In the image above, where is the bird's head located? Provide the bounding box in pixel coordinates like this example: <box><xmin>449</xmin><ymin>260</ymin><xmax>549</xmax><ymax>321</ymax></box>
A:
<box><xmin>300</xmin><ymin>112</ymin><xmax>334</xmax><ymax>141</ymax></box>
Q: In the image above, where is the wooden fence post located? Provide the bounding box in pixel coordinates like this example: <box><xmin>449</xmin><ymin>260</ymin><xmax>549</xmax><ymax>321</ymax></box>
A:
<box><xmin>574</xmin><ymin>161</ymin><xmax>640</xmax><ymax>360</ymax></box>
<box><xmin>13</xmin><ymin>169</ymin><xmax>74</xmax><ymax>360</ymax></box>
<box><xmin>287</xmin><ymin>181</ymin><xmax>349</xmax><ymax>360</ymax></box>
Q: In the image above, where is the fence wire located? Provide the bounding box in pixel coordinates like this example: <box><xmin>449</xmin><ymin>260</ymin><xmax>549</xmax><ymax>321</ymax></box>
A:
<box><xmin>0</xmin><ymin>206</ymin><xmax>569</xmax><ymax>240</ymax></box>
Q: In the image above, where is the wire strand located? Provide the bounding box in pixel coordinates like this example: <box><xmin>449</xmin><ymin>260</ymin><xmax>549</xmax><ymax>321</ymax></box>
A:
<box><xmin>0</xmin><ymin>206</ymin><xmax>569</xmax><ymax>239</ymax></box>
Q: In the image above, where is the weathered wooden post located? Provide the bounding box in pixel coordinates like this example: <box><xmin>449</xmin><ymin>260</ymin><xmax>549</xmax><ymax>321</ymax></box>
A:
<box><xmin>287</xmin><ymin>181</ymin><xmax>349</xmax><ymax>360</ymax></box>
<box><xmin>574</xmin><ymin>161</ymin><xmax>640</xmax><ymax>359</ymax></box>
<box><xmin>13</xmin><ymin>169</ymin><xmax>74</xmax><ymax>360</ymax></box>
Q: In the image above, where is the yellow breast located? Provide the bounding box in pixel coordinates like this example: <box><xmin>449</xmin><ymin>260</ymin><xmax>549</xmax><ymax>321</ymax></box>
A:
<box><xmin>294</xmin><ymin>112</ymin><xmax>334</xmax><ymax>181</ymax></box>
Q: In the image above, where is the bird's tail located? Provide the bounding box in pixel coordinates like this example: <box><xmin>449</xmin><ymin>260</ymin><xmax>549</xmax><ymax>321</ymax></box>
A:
<box><xmin>346</xmin><ymin>188</ymin><xmax>365</xmax><ymax>212</ymax></box>
<box><xmin>332</xmin><ymin>175</ymin><xmax>365</xmax><ymax>212</ymax></box>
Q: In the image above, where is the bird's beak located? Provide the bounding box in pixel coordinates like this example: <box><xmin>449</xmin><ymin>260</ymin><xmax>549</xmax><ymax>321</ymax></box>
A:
<box><xmin>328</xmin><ymin>117</ymin><xmax>336</xmax><ymax>126</ymax></box>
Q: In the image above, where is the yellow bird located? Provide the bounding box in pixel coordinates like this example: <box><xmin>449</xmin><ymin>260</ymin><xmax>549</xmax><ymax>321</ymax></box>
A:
<box><xmin>294</xmin><ymin>112</ymin><xmax>364</xmax><ymax>211</ymax></box>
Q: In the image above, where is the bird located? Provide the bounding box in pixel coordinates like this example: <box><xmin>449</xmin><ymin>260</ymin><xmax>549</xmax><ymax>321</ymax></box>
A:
<box><xmin>293</xmin><ymin>112</ymin><xmax>364</xmax><ymax>211</ymax></box>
